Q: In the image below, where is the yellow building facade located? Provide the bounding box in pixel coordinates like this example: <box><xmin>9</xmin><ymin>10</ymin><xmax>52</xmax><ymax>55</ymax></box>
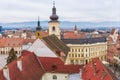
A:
<box><xmin>62</xmin><ymin>37</ymin><xmax>107</xmax><ymax>65</ymax></box>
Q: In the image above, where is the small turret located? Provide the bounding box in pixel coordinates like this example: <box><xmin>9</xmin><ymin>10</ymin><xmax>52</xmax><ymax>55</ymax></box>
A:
<box><xmin>36</xmin><ymin>17</ymin><xmax>42</xmax><ymax>39</ymax></box>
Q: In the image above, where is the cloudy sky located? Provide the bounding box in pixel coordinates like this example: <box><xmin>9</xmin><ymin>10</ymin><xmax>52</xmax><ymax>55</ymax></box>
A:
<box><xmin>0</xmin><ymin>0</ymin><xmax>120</xmax><ymax>23</ymax></box>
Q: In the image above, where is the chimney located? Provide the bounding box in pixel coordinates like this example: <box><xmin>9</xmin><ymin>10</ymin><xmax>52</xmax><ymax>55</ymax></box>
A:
<box><xmin>17</xmin><ymin>58</ymin><xmax>22</xmax><ymax>71</ymax></box>
<box><xmin>3</xmin><ymin>65</ymin><xmax>10</xmax><ymax>80</ymax></box>
<box><xmin>79</xmin><ymin>69</ymin><xmax>82</xmax><ymax>75</ymax></box>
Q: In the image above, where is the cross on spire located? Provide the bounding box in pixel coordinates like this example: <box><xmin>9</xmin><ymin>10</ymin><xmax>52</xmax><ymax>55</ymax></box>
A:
<box><xmin>53</xmin><ymin>1</ymin><xmax>55</xmax><ymax>7</ymax></box>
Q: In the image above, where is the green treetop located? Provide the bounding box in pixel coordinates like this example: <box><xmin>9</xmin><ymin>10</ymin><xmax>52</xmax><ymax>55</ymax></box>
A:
<box><xmin>7</xmin><ymin>48</ymin><xmax>17</xmax><ymax>64</ymax></box>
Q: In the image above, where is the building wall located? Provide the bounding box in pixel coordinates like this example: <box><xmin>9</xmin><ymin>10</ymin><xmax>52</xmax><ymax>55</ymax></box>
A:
<box><xmin>113</xmin><ymin>55</ymin><xmax>120</xmax><ymax>65</ymax></box>
<box><xmin>0</xmin><ymin>46</ymin><xmax>22</xmax><ymax>54</ymax></box>
<box><xmin>65</xmin><ymin>42</ymin><xmax>107</xmax><ymax>65</ymax></box>
<box><xmin>42</xmin><ymin>73</ymin><xmax>68</xmax><ymax>80</ymax></box>
<box><xmin>48</xmin><ymin>21</ymin><xmax>61</xmax><ymax>39</ymax></box>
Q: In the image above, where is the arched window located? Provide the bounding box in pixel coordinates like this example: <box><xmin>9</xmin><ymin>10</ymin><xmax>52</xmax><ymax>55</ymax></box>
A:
<box><xmin>52</xmin><ymin>26</ymin><xmax>55</xmax><ymax>31</ymax></box>
<box><xmin>53</xmin><ymin>75</ymin><xmax>57</xmax><ymax>80</ymax></box>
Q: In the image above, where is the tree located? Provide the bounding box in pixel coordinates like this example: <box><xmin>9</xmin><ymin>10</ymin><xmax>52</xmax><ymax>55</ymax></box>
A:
<box><xmin>7</xmin><ymin>48</ymin><xmax>17</xmax><ymax>64</ymax></box>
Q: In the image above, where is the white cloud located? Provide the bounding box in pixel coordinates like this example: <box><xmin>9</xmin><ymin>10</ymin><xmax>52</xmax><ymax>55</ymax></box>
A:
<box><xmin>0</xmin><ymin>0</ymin><xmax>120</xmax><ymax>22</ymax></box>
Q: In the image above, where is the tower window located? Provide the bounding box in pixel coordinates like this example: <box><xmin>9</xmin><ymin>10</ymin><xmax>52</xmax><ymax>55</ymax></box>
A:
<box><xmin>38</xmin><ymin>33</ymin><xmax>40</xmax><ymax>36</ymax></box>
<box><xmin>52</xmin><ymin>26</ymin><xmax>55</xmax><ymax>31</ymax></box>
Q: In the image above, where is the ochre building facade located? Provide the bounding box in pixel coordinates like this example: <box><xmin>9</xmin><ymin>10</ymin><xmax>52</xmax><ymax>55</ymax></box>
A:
<box><xmin>62</xmin><ymin>37</ymin><xmax>107</xmax><ymax>65</ymax></box>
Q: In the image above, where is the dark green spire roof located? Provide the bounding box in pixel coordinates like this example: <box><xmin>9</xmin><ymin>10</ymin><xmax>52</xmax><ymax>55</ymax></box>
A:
<box><xmin>36</xmin><ymin>17</ymin><xmax>42</xmax><ymax>30</ymax></box>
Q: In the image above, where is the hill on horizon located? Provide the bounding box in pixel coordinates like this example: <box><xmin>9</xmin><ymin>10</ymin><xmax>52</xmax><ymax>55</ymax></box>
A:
<box><xmin>0</xmin><ymin>21</ymin><xmax>120</xmax><ymax>29</ymax></box>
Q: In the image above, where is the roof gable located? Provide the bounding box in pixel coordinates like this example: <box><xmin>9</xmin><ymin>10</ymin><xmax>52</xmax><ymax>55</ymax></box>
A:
<box><xmin>28</xmin><ymin>39</ymin><xmax>57</xmax><ymax>57</ymax></box>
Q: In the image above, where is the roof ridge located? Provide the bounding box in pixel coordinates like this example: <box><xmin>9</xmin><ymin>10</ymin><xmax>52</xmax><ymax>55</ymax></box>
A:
<box><xmin>36</xmin><ymin>56</ymin><xmax>46</xmax><ymax>72</ymax></box>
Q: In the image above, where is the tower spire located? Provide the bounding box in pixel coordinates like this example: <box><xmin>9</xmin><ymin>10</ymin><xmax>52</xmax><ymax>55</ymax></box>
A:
<box><xmin>36</xmin><ymin>17</ymin><xmax>42</xmax><ymax>39</ymax></box>
<box><xmin>52</xmin><ymin>1</ymin><xmax>56</xmax><ymax>14</ymax></box>
<box><xmin>50</xmin><ymin>1</ymin><xmax>59</xmax><ymax>21</ymax></box>
<box><xmin>74</xmin><ymin>24</ymin><xmax>77</xmax><ymax>30</ymax></box>
<box><xmin>38</xmin><ymin>16</ymin><xmax>40</xmax><ymax>27</ymax></box>
<box><xmin>53</xmin><ymin>1</ymin><xmax>55</xmax><ymax>7</ymax></box>
<box><xmin>36</xmin><ymin>16</ymin><xmax>41</xmax><ymax>31</ymax></box>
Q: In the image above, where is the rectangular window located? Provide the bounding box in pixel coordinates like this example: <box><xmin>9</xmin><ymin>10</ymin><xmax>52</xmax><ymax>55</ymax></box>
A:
<box><xmin>78</xmin><ymin>54</ymin><xmax>80</xmax><ymax>57</ymax></box>
<box><xmin>81</xmin><ymin>54</ymin><xmax>83</xmax><ymax>57</ymax></box>
<box><xmin>69</xmin><ymin>54</ymin><xmax>71</xmax><ymax>57</ymax></box>
<box><xmin>75</xmin><ymin>49</ymin><xmax>77</xmax><ymax>52</ymax></box>
<box><xmin>72</xmin><ymin>54</ymin><xmax>74</xmax><ymax>57</ymax></box>
<box><xmin>71</xmin><ymin>60</ymin><xmax>74</xmax><ymax>64</ymax></box>
<box><xmin>78</xmin><ymin>49</ymin><xmax>80</xmax><ymax>52</ymax></box>
<box><xmin>75</xmin><ymin>54</ymin><xmax>77</xmax><ymax>57</ymax></box>
<box><xmin>76</xmin><ymin>60</ymin><xmax>78</xmax><ymax>64</ymax></box>
<box><xmin>82</xmin><ymin>49</ymin><xmax>83</xmax><ymax>52</ymax></box>
<box><xmin>86</xmin><ymin>49</ymin><xmax>87</xmax><ymax>52</ymax></box>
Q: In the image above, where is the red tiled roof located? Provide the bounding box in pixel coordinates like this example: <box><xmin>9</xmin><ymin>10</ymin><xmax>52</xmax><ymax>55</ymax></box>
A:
<box><xmin>0</xmin><ymin>39</ymin><xmax>6</xmax><ymax>47</ymax></box>
<box><xmin>82</xmin><ymin>58</ymin><xmax>118</xmax><ymax>80</ymax></box>
<box><xmin>23</xmin><ymin>39</ymin><xmax>35</xmax><ymax>45</ymax></box>
<box><xmin>39</xmin><ymin>57</ymin><xmax>81</xmax><ymax>73</ymax></box>
<box><xmin>0</xmin><ymin>50</ymin><xmax>82</xmax><ymax>80</ymax></box>
<box><xmin>63</xmin><ymin>31</ymin><xmax>79</xmax><ymax>39</ymax></box>
<box><xmin>0</xmin><ymin>38</ymin><xmax>23</xmax><ymax>47</ymax></box>
<box><xmin>63</xmin><ymin>31</ymin><xmax>87</xmax><ymax>39</ymax></box>
<box><xmin>0</xmin><ymin>70</ymin><xmax>5</xmax><ymax>80</ymax></box>
<box><xmin>0</xmin><ymin>51</ymin><xmax>44</xmax><ymax>80</ymax></box>
<box><xmin>0</xmin><ymin>38</ymin><xmax>36</xmax><ymax>47</ymax></box>
<box><xmin>42</xmin><ymin>31</ymin><xmax>49</xmax><ymax>37</ymax></box>
<box><xmin>21</xmin><ymin>50</ymin><xmax>32</xmax><ymax>57</ymax></box>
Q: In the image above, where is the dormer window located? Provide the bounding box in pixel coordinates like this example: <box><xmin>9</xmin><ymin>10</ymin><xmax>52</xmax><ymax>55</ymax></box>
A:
<box><xmin>53</xmin><ymin>75</ymin><xmax>57</xmax><ymax>80</ymax></box>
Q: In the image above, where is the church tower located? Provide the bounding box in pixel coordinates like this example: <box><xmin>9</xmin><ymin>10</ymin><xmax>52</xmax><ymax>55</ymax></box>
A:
<box><xmin>74</xmin><ymin>25</ymin><xmax>78</xmax><ymax>35</ymax></box>
<box><xmin>36</xmin><ymin>17</ymin><xmax>42</xmax><ymax>39</ymax></box>
<box><xmin>48</xmin><ymin>1</ymin><xmax>61</xmax><ymax>39</ymax></box>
